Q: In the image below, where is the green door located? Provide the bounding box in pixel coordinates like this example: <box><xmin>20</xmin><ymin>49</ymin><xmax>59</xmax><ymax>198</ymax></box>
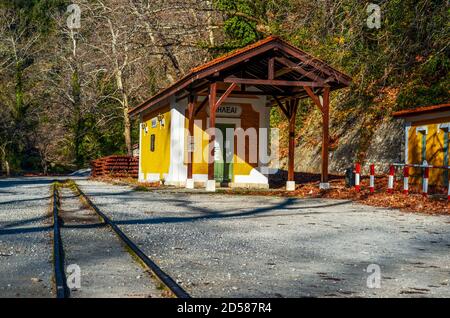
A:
<box><xmin>214</xmin><ymin>124</ymin><xmax>234</xmax><ymax>183</ymax></box>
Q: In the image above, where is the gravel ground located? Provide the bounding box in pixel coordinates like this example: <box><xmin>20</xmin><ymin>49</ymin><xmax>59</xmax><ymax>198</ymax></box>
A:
<box><xmin>59</xmin><ymin>187</ymin><xmax>163</xmax><ymax>298</ymax></box>
<box><xmin>0</xmin><ymin>177</ymin><xmax>55</xmax><ymax>297</ymax></box>
<box><xmin>77</xmin><ymin>179</ymin><xmax>450</xmax><ymax>298</ymax></box>
<box><xmin>1</xmin><ymin>177</ymin><xmax>449</xmax><ymax>298</ymax></box>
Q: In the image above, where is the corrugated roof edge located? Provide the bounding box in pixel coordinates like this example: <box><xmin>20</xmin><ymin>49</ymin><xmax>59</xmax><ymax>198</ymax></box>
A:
<box><xmin>392</xmin><ymin>103</ymin><xmax>450</xmax><ymax>118</ymax></box>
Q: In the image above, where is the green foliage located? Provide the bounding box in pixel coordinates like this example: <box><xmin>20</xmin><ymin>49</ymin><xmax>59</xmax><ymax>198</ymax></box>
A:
<box><xmin>213</xmin><ymin>0</ymin><xmax>292</xmax><ymax>51</ymax></box>
<box><xmin>216</xmin><ymin>0</ymin><xmax>449</xmax><ymax>111</ymax></box>
<box><xmin>214</xmin><ymin>0</ymin><xmax>260</xmax><ymax>48</ymax></box>
<box><xmin>215</xmin><ymin>0</ymin><xmax>449</xmax><ymax>162</ymax></box>
<box><xmin>396</xmin><ymin>53</ymin><xmax>450</xmax><ymax>110</ymax></box>
<box><xmin>1</xmin><ymin>0</ymin><xmax>67</xmax><ymax>34</ymax></box>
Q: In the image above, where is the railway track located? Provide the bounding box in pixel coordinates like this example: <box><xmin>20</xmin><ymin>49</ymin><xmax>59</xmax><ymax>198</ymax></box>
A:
<box><xmin>51</xmin><ymin>182</ymin><xmax>69</xmax><ymax>298</ymax></box>
<box><xmin>50</xmin><ymin>180</ymin><xmax>190</xmax><ymax>299</ymax></box>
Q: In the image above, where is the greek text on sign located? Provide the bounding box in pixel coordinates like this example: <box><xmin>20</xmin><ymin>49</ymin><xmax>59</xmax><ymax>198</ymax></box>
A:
<box><xmin>207</xmin><ymin>104</ymin><xmax>242</xmax><ymax>118</ymax></box>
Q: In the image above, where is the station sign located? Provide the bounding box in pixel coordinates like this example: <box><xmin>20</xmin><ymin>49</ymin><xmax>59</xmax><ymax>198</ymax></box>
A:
<box><xmin>207</xmin><ymin>104</ymin><xmax>242</xmax><ymax>118</ymax></box>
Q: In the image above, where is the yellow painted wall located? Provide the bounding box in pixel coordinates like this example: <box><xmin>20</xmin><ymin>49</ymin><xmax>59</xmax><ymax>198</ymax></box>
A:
<box><xmin>184</xmin><ymin>102</ymin><xmax>259</xmax><ymax>181</ymax></box>
<box><xmin>407</xmin><ymin>118</ymin><xmax>449</xmax><ymax>185</ymax></box>
<box><xmin>140</xmin><ymin>106</ymin><xmax>171</xmax><ymax>180</ymax></box>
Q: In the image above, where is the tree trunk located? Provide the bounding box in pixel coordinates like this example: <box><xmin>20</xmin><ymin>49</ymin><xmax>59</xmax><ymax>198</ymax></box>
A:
<box><xmin>5</xmin><ymin>161</ymin><xmax>10</xmax><ymax>177</ymax></box>
<box><xmin>1</xmin><ymin>146</ymin><xmax>10</xmax><ymax>177</ymax></box>
<box><xmin>120</xmin><ymin>83</ymin><xmax>132</xmax><ymax>156</ymax></box>
<box><xmin>71</xmin><ymin>67</ymin><xmax>83</xmax><ymax>168</ymax></box>
<box><xmin>108</xmin><ymin>20</ymin><xmax>132</xmax><ymax>156</ymax></box>
<box><xmin>68</xmin><ymin>29</ymin><xmax>83</xmax><ymax>168</ymax></box>
<box><xmin>206</xmin><ymin>0</ymin><xmax>215</xmax><ymax>47</ymax></box>
<box><xmin>129</xmin><ymin>3</ymin><xmax>181</xmax><ymax>82</ymax></box>
<box><xmin>114</xmin><ymin>57</ymin><xmax>131</xmax><ymax>156</ymax></box>
<box><xmin>113</xmin><ymin>65</ymin><xmax>131</xmax><ymax>156</ymax></box>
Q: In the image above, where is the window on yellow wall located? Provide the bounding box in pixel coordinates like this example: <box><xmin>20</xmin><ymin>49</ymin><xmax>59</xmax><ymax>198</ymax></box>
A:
<box><xmin>150</xmin><ymin>134</ymin><xmax>156</xmax><ymax>152</ymax></box>
<box><xmin>420</xmin><ymin>132</ymin><xmax>427</xmax><ymax>163</ymax></box>
<box><xmin>416</xmin><ymin>127</ymin><xmax>427</xmax><ymax>164</ymax></box>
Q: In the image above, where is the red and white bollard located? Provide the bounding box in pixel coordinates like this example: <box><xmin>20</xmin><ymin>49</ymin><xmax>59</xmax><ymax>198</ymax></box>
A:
<box><xmin>422</xmin><ymin>166</ymin><xmax>429</xmax><ymax>197</ymax></box>
<box><xmin>447</xmin><ymin>177</ymin><xmax>450</xmax><ymax>201</ymax></box>
<box><xmin>387</xmin><ymin>165</ymin><xmax>395</xmax><ymax>194</ymax></box>
<box><xmin>355</xmin><ymin>163</ymin><xmax>361</xmax><ymax>192</ymax></box>
<box><xmin>403</xmin><ymin>166</ymin><xmax>409</xmax><ymax>195</ymax></box>
<box><xmin>369</xmin><ymin>164</ymin><xmax>375</xmax><ymax>193</ymax></box>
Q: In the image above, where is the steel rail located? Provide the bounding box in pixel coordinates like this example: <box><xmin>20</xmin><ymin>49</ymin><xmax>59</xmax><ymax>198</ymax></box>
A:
<box><xmin>73</xmin><ymin>182</ymin><xmax>190</xmax><ymax>299</ymax></box>
<box><xmin>52</xmin><ymin>182</ymin><xmax>69</xmax><ymax>298</ymax></box>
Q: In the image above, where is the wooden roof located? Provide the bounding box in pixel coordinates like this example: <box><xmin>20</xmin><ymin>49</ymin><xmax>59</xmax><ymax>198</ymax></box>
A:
<box><xmin>129</xmin><ymin>36</ymin><xmax>352</xmax><ymax>117</ymax></box>
<box><xmin>392</xmin><ymin>103</ymin><xmax>450</xmax><ymax>118</ymax></box>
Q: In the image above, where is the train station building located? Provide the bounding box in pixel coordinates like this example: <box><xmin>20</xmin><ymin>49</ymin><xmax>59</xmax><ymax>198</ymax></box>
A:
<box><xmin>393</xmin><ymin>103</ymin><xmax>450</xmax><ymax>185</ymax></box>
<box><xmin>129</xmin><ymin>37</ymin><xmax>351</xmax><ymax>192</ymax></box>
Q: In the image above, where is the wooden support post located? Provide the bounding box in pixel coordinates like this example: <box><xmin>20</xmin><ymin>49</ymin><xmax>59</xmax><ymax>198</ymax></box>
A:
<box><xmin>288</xmin><ymin>101</ymin><xmax>297</xmax><ymax>181</ymax></box>
<box><xmin>320</xmin><ymin>87</ymin><xmax>330</xmax><ymax>188</ymax></box>
<box><xmin>286</xmin><ymin>99</ymin><xmax>298</xmax><ymax>191</ymax></box>
<box><xmin>186</xmin><ymin>95</ymin><xmax>195</xmax><ymax>189</ymax></box>
<box><xmin>194</xmin><ymin>96</ymin><xmax>209</xmax><ymax>117</ymax></box>
<box><xmin>206</xmin><ymin>82</ymin><xmax>217</xmax><ymax>191</ymax></box>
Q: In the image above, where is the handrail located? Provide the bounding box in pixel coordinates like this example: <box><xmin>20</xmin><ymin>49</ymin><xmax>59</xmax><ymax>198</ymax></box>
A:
<box><xmin>392</xmin><ymin>163</ymin><xmax>450</xmax><ymax>170</ymax></box>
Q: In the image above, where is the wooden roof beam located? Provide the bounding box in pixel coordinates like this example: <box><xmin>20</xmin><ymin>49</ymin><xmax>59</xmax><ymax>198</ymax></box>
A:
<box><xmin>273</xmin><ymin>96</ymin><xmax>290</xmax><ymax>118</ymax></box>
<box><xmin>275</xmin><ymin>56</ymin><xmax>326</xmax><ymax>84</ymax></box>
<box><xmin>214</xmin><ymin>83</ymin><xmax>238</xmax><ymax>111</ymax></box>
<box><xmin>277</xmin><ymin>43</ymin><xmax>351</xmax><ymax>86</ymax></box>
<box><xmin>303</xmin><ymin>86</ymin><xmax>323</xmax><ymax>113</ymax></box>
<box><xmin>224</xmin><ymin>77</ymin><xmax>325</xmax><ymax>88</ymax></box>
<box><xmin>275</xmin><ymin>67</ymin><xmax>294</xmax><ymax>78</ymax></box>
<box><xmin>236</xmin><ymin>69</ymin><xmax>287</xmax><ymax>94</ymax></box>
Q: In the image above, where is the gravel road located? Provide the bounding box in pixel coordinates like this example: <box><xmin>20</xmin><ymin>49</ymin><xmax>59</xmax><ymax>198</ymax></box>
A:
<box><xmin>58</xmin><ymin>187</ymin><xmax>163</xmax><ymax>298</ymax></box>
<box><xmin>0</xmin><ymin>177</ymin><xmax>55</xmax><ymax>297</ymax></box>
<box><xmin>77</xmin><ymin>179</ymin><xmax>450</xmax><ymax>298</ymax></box>
<box><xmin>1</xmin><ymin>177</ymin><xmax>449</xmax><ymax>298</ymax></box>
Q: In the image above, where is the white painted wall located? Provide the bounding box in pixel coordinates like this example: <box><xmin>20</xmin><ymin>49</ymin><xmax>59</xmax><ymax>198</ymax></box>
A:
<box><xmin>404</xmin><ymin>122</ymin><xmax>411</xmax><ymax>163</ymax></box>
<box><xmin>138</xmin><ymin>113</ymin><xmax>144</xmax><ymax>182</ymax></box>
<box><xmin>166</xmin><ymin>96</ymin><xmax>187</xmax><ymax>184</ymax></box>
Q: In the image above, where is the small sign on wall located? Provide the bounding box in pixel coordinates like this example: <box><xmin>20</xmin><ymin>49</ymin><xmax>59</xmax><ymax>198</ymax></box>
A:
<box><xmin>141</xmin><ymin>123</ymin><xmax>148</xmax><ymax>134</ymax></box>
<box><xmin>206</xmin><ymin>103</ymin><xmax>242</xmax><ymax>118</ymax></box>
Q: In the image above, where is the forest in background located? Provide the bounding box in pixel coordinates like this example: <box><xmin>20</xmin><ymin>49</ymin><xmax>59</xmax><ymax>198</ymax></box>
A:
<box><xmin>0</xmin><ymin>0</ymin><xmax>448</xmax><ymax>175</ymax></box>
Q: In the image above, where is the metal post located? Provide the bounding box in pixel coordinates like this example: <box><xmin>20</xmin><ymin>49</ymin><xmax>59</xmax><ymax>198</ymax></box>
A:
<box><xmin>387</xmin><ymin>165</ymin><xmax>395</xmax><ymax>194</ymax></box>
<box><xmin>355</xmin><ymin>163</ymin><xmax>361</xmax><ymax>192</ymax></box>
<box><xmin>403</xmin><ymin>166</ymin><xmax>409</xmax><ymax>195</ymax></box>
<box><xmin>369</xmin><ymin>164</ymin><xmax>375</xmax><ymax>193</ymax></box>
